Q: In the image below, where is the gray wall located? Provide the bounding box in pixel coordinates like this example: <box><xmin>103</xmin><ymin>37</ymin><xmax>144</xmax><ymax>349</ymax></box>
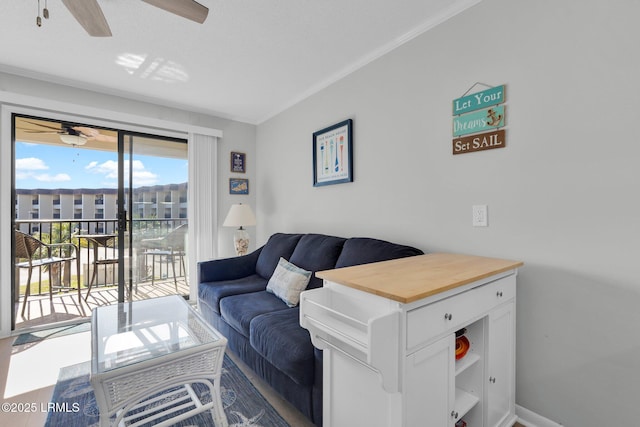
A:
<box><xmin>256</xmin><ymin>0</ymin><xmax>640</xmax><ymax>425</ymax></box>
<box><xmin>0</xmin><ymin>71</ymin><xmax>257</xmax><ymax>259</ymax></box>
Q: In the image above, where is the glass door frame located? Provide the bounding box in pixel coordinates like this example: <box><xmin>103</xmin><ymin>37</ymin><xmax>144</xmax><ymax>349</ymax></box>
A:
<box><xmin>117</xmin><ymin>130</ymin><xmax>189</xmax><ymax>304</ymax></box>
<box><xmin>9</xmin><ymin>113</ymin><xmax>189</xmax><ymax>327</ymax></box>
<box><xmin>1</xmin><ymin>101</ymin><xmax>220</xmax><ymax>337</ymax></box>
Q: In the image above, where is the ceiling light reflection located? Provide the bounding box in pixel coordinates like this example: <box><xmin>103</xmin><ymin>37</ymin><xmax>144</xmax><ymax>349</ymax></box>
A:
<box><xmin>115</xmin><ymin>53</ymin><xmax>189</xmax><ymax>83</ymax></box>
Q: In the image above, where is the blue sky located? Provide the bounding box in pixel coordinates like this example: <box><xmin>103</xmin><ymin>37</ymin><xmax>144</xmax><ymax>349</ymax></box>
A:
<box><xmin>15</xmin><ymin>142</ymin><xmax>188</xmax><ymax>190</ymax></box>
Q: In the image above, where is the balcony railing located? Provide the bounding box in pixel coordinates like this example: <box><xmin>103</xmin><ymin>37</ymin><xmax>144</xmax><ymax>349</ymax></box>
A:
<box><xmin>14</xmin><ymin>217</ymin><xmax>188</xmax><ymax>297</ymax></box>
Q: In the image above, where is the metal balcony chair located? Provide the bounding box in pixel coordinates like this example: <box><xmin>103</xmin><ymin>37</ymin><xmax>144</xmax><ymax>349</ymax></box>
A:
<box><xmin>140</xmin><ymin>224</ymin><xmax>187</xmax><ymax>291</ymax></box>
<box><xmin>15</xmin><ymin>230</ymin><xmax>81</xmax><ymax>317</ymax></box>
<box><xmin>82</xmin><ymin>234</ymin><xmax>119</xmax><ymax>301</ymax></box>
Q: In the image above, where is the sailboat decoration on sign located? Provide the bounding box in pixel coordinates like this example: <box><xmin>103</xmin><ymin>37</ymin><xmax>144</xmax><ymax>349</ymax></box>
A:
<box><xmin>313</xmin><ymin>119</ymin><xmax>353</xmax><ymax>187</ymax></box>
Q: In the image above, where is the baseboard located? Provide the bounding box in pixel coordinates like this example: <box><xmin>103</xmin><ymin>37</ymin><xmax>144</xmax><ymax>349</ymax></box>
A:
<box><xmin>516</xmin><ymin>405</ymin><xmax>563</xmax><ymax>427</ymax></box>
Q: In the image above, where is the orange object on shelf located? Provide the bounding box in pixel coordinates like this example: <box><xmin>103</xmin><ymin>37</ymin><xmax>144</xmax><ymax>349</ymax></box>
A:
<box><xmin>455</xmin><ymin>335</ymin><xmax>470</xmax><ymax>360</ymax></box>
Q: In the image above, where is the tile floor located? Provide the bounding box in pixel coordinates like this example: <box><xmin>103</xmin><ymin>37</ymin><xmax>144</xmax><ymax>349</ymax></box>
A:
<box><xmin>0</xmin><ymin>329</ymin><xmax>314</xmax><ymax>427</ymax></box>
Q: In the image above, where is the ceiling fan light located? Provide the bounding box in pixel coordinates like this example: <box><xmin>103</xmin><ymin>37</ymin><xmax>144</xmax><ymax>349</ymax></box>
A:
<box><xmin>60</xmin><ymin>134</ymin><xmax>87</xmax><ymax>146</ymax></box>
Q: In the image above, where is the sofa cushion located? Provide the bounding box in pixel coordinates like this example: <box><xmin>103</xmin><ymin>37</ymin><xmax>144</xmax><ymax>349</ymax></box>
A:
<box><xmin>198</xmin><ymin>274</ymin><xmax>268</xmax><ymax>315</ymax></box>
<box><xmin>335</xmin><ymin>237</ymin><xmax>424</xmax><ymax>268</ymax></box>
<box><xmin>289</xmin><ymin>234</ymin><xmax>347</xmax><ymax>289</ymax></box>
<box><xmin>220</xmin><ymin>291</ymin><xmax>289</xmax><ymax>338</ymax></box>
<box><xmin>256</xmin><ymin>233</ymin><xmax>303</xmax><ymax>280</ymax></box>
<box><xmin>250</xmin><ymin>307</ymin><xmax>315</xmax><ymax>385</ymax></box>
<box><xmin>266</xmin><ymin>257</ymin><xmax>312</xmax><ymax>307</ymax></box>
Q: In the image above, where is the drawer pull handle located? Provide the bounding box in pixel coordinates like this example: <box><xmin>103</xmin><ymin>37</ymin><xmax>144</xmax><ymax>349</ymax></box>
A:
<box><xmin>489</xmin><ymin>376</ymin><xmax>496</xmax><ymax>383</ymax></box>
<box><xmin>496</xmin><ymin>291</ymin><xmax>503</xmax><ymax>297</ymax></box>
<box><xmin>451</xmin><ymin>410</ymin><xmax>459</xmax><ymax>419</ymax></box>
<box><xmin>444</xmin><ymin>313</ymin><xmax>453</xmax><ymax>321</ymax></box>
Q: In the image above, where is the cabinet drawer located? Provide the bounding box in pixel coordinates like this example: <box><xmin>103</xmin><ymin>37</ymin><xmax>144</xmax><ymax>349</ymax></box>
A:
<box><xmin>406</xmin><ymin>274</ymin><xmax>515</xmax><ymax>350</ymax></box>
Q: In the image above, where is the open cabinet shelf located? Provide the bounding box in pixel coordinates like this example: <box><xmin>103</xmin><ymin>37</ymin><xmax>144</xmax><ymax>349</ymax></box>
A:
<box><xmin>455</xmin><ymin>387</ymin><xmax>481</xmax><ymax>419</ymax></box>
<box><xmin>454</xmin><ymin>317</ymin><xmax>485</xmax><ymax>425</ymax></box>
<box><xmin>456</xmin><ymin>352</ymin><xmax>481</xmax><ymax>376</ymax></box>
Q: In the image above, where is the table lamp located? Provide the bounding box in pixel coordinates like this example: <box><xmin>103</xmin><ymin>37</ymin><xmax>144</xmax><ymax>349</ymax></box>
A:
<box><xmin>223</xmin><ymin>203</ymin><xmax>257</xmax><ymax>256</ymax></box>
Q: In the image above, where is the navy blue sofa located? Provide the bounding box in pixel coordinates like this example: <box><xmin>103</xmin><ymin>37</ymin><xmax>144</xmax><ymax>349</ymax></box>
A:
<box><xmin>197</xmin><ymin>233</ymin><xmax>423</xmax><ymax>426</ymax></box>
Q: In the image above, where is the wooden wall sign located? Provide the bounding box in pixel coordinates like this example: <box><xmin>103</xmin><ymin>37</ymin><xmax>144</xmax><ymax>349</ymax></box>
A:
<box><xmin>453</xmin><ymin>105</ymin><xmax>504</xmax><ymax>137</ymax></box>
<box><xmin>452</xmin><ymin>84</ymin><xmax>507</xmax><ymax>155</ymax></box>
<box><xmin>453</xmin><ymin>129</ymin><xmax>505</xmax><ymax>155</ymax></box>
<box><xmin>453</xmin><ymin>85</ymin><xmax>505</xmax><ymax>115</ymax></box>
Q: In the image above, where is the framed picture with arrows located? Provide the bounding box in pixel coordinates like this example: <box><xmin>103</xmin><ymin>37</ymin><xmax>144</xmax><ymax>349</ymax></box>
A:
<box><xmin>312</xmin><ymin>119</ymin><xmax>353</xmax><ymax>187</ymax></box>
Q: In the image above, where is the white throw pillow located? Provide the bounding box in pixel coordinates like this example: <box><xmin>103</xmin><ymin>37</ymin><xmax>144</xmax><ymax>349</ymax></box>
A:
<box><xmin>266</xmin><ymin>257</ymin><xmax>312</xmax><ymax>307</ymax></box>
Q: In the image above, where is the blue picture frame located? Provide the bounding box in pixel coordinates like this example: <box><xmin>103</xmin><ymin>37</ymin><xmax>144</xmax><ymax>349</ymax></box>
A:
<box><xmin>229</xmin><ymin>178</ymin><xmax>249</xmax><ymax>195</ymax></box>
<box><xmin>313</xmin><ymin>119</ymin><xmax>353</xmax><ymax>187</ymax></box>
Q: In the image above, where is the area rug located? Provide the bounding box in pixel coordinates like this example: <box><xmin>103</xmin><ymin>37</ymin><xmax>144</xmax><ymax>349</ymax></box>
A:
<box><xmin>45</xmin><ymin>354</ymin><xmax>290</xmax><ymax>427</ymax></box>
<box><xmin>13</xmin><ymin>322</ymin><xmax>91</xmax><ymax>346</ymax></box>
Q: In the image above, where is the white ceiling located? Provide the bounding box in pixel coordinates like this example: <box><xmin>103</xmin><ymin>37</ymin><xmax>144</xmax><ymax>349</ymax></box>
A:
<box><xmin>0</xmin><ymin>0</ymin><xmax>479</xmax><ymax>124</ymax></box>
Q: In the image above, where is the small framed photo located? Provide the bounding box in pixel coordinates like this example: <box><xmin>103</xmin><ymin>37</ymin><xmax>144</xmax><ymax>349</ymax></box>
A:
<box><xmin>313</xmin><ymin>119</ymin><xmax>353</xmax><ymax>187</ymax></box>
<box><xmin>231</xmin><ymin>151</ymin><xmax>246</xmax><ymax>173</ymax></box>
<box><xmin>229</xmin><ymin>178</ymin><xmax>249</xmax><ymax>195</ymax></box>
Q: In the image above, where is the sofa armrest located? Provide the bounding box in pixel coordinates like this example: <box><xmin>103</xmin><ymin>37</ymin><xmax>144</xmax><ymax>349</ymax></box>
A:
<box><xmin>198</xmin><ymin>247</ymin><xmax>263</xmax><ymax>283</ymax></box>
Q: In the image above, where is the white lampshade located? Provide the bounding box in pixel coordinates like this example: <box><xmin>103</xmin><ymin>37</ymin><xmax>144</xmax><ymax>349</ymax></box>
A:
<box><xmin>223</xmin><ymin>204</ymin><xmax>256</xmax><ymax>256</ymax></box>
<box><xmin>223</xmin><ymin>204</ymin><xmax>257</xmax><ymax>228</ymax></box>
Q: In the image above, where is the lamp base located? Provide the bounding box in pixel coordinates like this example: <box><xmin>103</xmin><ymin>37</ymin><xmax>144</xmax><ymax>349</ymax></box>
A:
<box><xmin>233</xmin><ymin>228</ymin><xmax>250</xmax><ymax>256</ymax></box>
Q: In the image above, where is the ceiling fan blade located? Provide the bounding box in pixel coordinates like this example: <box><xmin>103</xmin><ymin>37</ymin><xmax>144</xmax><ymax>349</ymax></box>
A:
<box><xmin>72</xmin><ymin>126</ymin><xmax>117</xmax><ymax>143</ymax></box>
<box><xmin>61</xmin><ymin>0</ymin><xmax>112</xmax><ymax>37</ymax></box>
<box><xmin>19</xmin><ymin>130</ymin><xmax>62</xmax><ymax>135</ymax></box>
<box><xmin>142</xmin><ymin>0</ymin><xmax>209</xmax><ymax>24</ymax></box>
<box><xmin>22</xmin><ymin>120</ymin><xmax>63</xmax><ymax>131</ymax></box>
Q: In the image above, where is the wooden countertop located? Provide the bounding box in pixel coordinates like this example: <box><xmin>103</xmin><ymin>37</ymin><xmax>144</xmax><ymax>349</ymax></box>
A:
<box><xmin>316</xmin><ymin>253</ymin><xmax>523</xmax><ymax>304</ymax></box>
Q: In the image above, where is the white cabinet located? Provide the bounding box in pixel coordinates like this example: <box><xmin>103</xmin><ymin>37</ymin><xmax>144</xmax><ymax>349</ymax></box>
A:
<box><xmin>405</xmin><ymin>335</ymin><xmax>455</xmax><ymax>427</ymax></box>
<box><xmin>300</xmin><ymin>253</ymin><xmax>521</xmax><ymax>427</ymax></box>
<box><xmin>486</xmin><ymin>302</ymin><xmax>515</xmax><ymax>427</ymax></box>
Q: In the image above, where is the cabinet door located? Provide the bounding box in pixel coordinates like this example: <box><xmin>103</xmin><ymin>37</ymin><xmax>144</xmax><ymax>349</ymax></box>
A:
<box><xmin>405</xmin><ymin>334</ymin><xmax>455</xmax><ymax>427</ymax></box>
<box><xmin>486</xmin><ymin>302</ymin><xmax>515</xmax><ymax>427</ymax></box>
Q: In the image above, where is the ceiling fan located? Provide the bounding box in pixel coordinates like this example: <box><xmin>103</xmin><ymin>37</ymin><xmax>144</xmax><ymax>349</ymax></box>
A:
<box><xmin>59</xmin><ymin>0</ymin><xmax>209</xmax><ymax>37</ymax></box>
<box><xmin>19</xmin><ymin>120</ymin><xmax>117</xmax><ymax>146</ymax></box>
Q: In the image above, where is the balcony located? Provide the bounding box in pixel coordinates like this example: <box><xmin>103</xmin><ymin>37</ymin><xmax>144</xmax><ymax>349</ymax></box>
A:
<box><xmin>14</xmin><ymin>218</ymin><xmax>188</xmax><ymax>330</ymax></box>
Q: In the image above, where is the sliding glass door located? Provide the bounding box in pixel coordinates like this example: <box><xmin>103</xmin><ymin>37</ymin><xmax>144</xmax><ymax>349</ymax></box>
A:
<box><xmin>121</xmin><ymin>132</ymin><xmax>189</xmax><ymax>303</ymax></box>
<box><xmin>12</xmin><ymin>115</ymin><xmax>188</xmax><ymax>330</ymax></box>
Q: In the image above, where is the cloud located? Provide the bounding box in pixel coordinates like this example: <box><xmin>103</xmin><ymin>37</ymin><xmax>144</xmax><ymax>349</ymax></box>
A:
<box><xmin>16</xmin><ymin>157</ymin><xmax>48</xmax><ymax>171</ymax></box>
<box><xmin>85</xmin><ymin>159</ymin><xmax>158</xmax><ymax>186</ymax></box>
<box><xmin>15</xmin><ymin>157</ymin><xmax>60</xmax><ymax>182</ymax></box>
<box><xmin>15</xmin><ymin>171</ymin><xmax>32</xmax><ymax>180</ymax></box>
<box><xmin>132</xmin><ymin>170</ymin><xmax>160</xmax><ymax>186</ymax></box>
<box><xmin>86</xmin><ymin>159</ymin><xmax>118</xmax><ymax>179</ymax></box>
<box><xmin>33</xmin><ymin>173</ymin><xmax>71</xmax><ymax>182</ymax></box>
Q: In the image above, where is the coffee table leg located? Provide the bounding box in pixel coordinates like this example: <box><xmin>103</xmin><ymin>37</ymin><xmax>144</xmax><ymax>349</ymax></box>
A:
<box><xmin>210</xmin><ymin>378</ymin><xmax>228</xmax><ymax>427</ymax></box>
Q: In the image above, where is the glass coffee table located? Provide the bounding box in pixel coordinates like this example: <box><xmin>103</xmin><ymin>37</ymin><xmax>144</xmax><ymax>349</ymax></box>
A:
<box><xmin>90</xmin><ymin>295</ymin><xmax>228</xmax><ymax>427</ymax></box>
